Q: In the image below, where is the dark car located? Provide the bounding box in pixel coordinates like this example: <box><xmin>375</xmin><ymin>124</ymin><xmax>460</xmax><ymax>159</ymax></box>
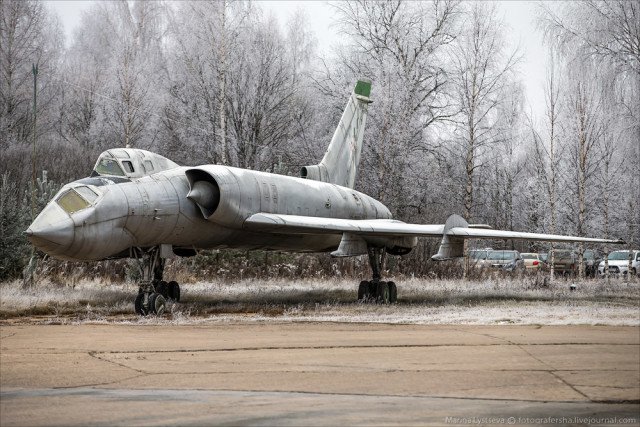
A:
<box><xmin>483</xmin><ymin>250</ymin><xmax>524</xmax><ymax>272</ymax></box>
<box><xmin>550</xmin><ymin>249</ymin><xmax>577</xmax><ymax>276</ymax></box>
<box><xmin>468</xmin><ymin>248</ymin><xmax>490</xmax><ymax>268</ymax></box>
<box><xmin>550</xmin><ymin>249</ymin><xmax>601</xmax><ymax>277</ymax></box>
<box><xmin>583</xmin><ymin>249</ymin><xmax>602</xmax><ymax>277</ymax></box>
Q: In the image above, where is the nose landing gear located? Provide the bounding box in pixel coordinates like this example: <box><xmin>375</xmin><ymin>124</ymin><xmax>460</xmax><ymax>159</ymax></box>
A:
<box><xmin>357</xmin><ymin>247</ymin><xmax>397</xmax><ymax>304</ymax></box>
<box><xmin>132</xmin><ymin>247</ymin><xmax>181</xmax><ymax>316</ymax></box>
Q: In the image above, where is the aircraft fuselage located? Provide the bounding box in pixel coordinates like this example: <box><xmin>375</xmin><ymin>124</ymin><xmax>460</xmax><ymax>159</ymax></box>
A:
<box><xmin>27</xmin><ymin>165</ymin><xmax>392</xmax><ymax>261</ymax></box>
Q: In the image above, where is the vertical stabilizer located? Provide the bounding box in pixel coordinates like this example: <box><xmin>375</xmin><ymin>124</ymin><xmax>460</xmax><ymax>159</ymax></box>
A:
<box><xmin>301</xmin><ymin>79</ymin><xmax>371</xmax><ymax>189</ymax></box>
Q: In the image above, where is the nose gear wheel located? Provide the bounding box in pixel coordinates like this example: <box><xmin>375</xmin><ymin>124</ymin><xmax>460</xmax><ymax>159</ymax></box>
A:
<box><xmin>131</xmin><ymin>247</ymin><xmax>181</xmax><ymax>315</ymax></box>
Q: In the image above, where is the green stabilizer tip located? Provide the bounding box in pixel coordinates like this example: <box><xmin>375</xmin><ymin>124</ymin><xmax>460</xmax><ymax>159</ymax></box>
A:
<box><xmin>354</xmin><ymin>80</ymin><xmax>371</xmax><ymax>98</ymax></box>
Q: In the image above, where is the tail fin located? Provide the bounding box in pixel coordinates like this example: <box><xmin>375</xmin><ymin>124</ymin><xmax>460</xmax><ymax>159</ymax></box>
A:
<box><xmin>300</xmin><ymin>79</ymin><xmax>371</xmax><ymax>189</ymax></box>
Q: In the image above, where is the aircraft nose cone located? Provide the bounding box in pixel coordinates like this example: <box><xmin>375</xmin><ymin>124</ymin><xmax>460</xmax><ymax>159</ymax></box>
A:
<box><xmin>25</xmin><ymin>204</ymin><xmax>75</xmax><ymax>254</ymax></box>
<box><xmin>26</xmin><ymin>222</ymin><xmax>74</xmax><ymax>248</ymax></box>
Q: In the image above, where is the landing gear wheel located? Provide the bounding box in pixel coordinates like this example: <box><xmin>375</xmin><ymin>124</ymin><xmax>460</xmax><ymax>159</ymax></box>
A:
<box><xmin>388</xmin><ymin>281</ymin><xmax>397</xmax><ymax>303</ymax></box>
<box><xmin>367</xmin><ymin>281</ymin><xmax>377</xmax><ymax>297</ymax></box>
<box><xmin>134</xmin><ymin>293</ymin><xmax>147</xmax><ymax>316</ymax></box>
<box><xmin>376</xmin><ymin>281</ymin><xmax>390</xmax><ymax>304</ymax></box>
<box><xmin>155</xmin><ymin>281</ymin><xmax>169</xmax><ymax>299</ymax></box>
<box><xmin>148</xmin><ymin>292</ymin><xmax>166</xmax><ymax>315</ymax></box>
<box><xmin>168</xmin><ymin>281</ymin><xmax>180</xmax><ymax>302</ymax></box>
<box><xmin>358</xmin><ymin>281</ymin><xmax>369</xmax><ymax>301</ymax></box>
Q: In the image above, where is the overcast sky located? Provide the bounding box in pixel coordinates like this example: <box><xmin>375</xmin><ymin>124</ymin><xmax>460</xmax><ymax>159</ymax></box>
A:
<box><xmin>45</xmin><ymin>0</ymin><xmax>549</xmax><ymax>119</ymax></box>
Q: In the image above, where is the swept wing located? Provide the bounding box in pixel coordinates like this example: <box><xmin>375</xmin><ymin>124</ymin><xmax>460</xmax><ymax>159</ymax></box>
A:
<box><xmin>245</xmin><ymin>213</ymin><xmax>624</xmax><ymax>259</ymax></box>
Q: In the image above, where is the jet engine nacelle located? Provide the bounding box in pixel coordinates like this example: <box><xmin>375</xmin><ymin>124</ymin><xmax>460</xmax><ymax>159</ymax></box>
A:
<box><xmin>185</xmin><ymin>166</ymin><xmax>253</xmax><ymax>229</ymax></box>
<box><xmin>300</xmin><ymin>164</ymin><xmax>330</xmax><ymax>183</ymax></box>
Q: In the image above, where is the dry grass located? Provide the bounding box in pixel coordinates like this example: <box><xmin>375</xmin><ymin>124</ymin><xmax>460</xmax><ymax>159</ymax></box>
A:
<box><xmin>1</xmin><ymin>275</ymin><xmax>638</xmax><ymax>326</ymax></box>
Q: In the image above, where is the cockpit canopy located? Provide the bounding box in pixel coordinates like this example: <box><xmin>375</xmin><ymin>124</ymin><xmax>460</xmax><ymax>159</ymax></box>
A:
<box><xmin>92</xmin><ymin>148</ymin><xmax>178</xmax><ymax>179</ymax></box>
<box><xmin>56</xmin><ymin>185</ymin><xmax>100</xmax><ymax>214</ymax></box>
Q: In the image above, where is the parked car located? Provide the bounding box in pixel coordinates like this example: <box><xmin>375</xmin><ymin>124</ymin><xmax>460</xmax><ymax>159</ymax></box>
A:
<box><xmin>520</xmin><ymin>253</ymin><xmax>546</xmax><ymax>271</ymax></box>
<box><xmin>583</xmin><ymin>249</ymin><xmax>603</xmax><ymax>277</ymax></box>
<box><xmin>597</xmin><ymin>250</ymin><xmax>640</xmax><ymax>276</ymax></box>
<box><xmin>550</xmin><ymin>249</ymin><xmax>577</xmax><ymax>276</ymax></box>
<box><xmin>539</xmin><ymin>252</ymin><xmax>548</xmax><ymax>263</ymax></box>
<box><xmin>484</xmin><ymin>250</ymin><xmax>524</xmax><ymax>272</ymax></box>
<box><xmin>468</xmin><ymin>248</ymin><xmax>491</xmax><ymax>268</ymax></box>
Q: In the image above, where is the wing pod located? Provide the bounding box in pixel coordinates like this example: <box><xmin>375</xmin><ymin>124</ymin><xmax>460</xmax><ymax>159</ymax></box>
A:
<box><xmin>431</xmin><ymin>214</ymin><xmax>468</xmax><ymax>260</ymax></box>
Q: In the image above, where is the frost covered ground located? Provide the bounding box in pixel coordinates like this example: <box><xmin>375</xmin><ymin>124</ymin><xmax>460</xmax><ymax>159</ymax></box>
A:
<box><xmin>0</xmin><ymin>276</ymin><xmax>638</xmax><ymax>326</ymax></box>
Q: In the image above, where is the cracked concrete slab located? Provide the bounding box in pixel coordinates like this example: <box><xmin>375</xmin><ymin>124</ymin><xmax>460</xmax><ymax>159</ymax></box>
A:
<box><xmin>1</xmin><ymin>388</ymin><xmax>637</xmax><ymax>427</ymax></box>
<box><xmin>1</xmin><ymin>324</ymin><xmax>639</xmax><ymax>426</ymax></box>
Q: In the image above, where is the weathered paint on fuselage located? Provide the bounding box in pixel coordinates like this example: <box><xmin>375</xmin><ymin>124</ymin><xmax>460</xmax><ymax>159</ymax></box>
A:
<box><xmin>36</xmin><ymin>166</ymin><xmax>392</xmax><ymax>261</ymax></box>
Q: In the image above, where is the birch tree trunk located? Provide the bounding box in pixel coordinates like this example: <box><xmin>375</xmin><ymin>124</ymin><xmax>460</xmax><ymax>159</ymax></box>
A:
<box><xmin>218</xmin><ymin>1</ymin><xmax>228</xmax><ymax>165</ymax></box>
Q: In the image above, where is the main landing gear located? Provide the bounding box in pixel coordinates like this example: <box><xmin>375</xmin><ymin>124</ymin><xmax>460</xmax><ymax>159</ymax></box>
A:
<box><xmin>132</xmin><ymin>247</ymin><xmax>181</xmax><ymax>316</ymax></box>
<box><xmin>357</xmin><ymin>247</ymin><xmax>398</xmax><ymax>304</ymax></box>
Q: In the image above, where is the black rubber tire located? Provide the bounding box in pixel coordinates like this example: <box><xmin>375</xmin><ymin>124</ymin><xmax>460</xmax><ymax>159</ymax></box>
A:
<box><xmin>358</xmin><ymin>281</ymin><xmax>369</xmax><ymax>300</ymax></box>
<box><xmin>134</xmin><ymin>293</ymin><xmax>147</xmax><ymax>316</ymax></box>
<box><xmin>388</xmin><ymin>281</ymin><xmax>397</xmax><ymax>303</ymax></box>
<box><xmin>376</xmin><ymin>281</ymin><xmax>390</xmax><ymax>304</ymax></box>
<box><xmin>155</xmin><ymin>281</ymin><xmax>169</xmax><ymax>299</ymax></box>
<box><xmin>168</xmin><ymin>281</ymin><xmax>180</xmax><ymax>302</ymax></box>
<box><xmin>148</xmin><ymin>292</ymin><xmax>166</xmax><ymax>315</ymax></box>
<box><xmin>367</xmin><ymin>281</ymin><xmax>377</xmax><ymax>298</ymax></box>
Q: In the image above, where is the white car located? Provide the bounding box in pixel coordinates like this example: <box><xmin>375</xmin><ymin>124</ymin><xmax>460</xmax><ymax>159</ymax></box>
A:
<box><xmin>520</xmin><ymin>253</ymin><xmax>546</xmax><ymax>271</ymax></box>
<box><xmin>597</xmin><ymin>250</ymin><xmax>640</xmax><ymax>276</ymax></box>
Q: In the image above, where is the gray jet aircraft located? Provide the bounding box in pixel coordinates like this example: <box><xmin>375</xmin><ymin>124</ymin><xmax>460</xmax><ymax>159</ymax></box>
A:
<box><xmin>26</xmin><ymin>80</ymin><xmax>624</xmax><ymax>315</ymax></box>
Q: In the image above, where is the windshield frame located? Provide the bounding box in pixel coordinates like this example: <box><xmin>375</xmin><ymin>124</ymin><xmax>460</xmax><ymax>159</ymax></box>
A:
<box><xmin>56</xmin><ymin>189</ymin><xmax>90</xmax><ymax>214</ymax></box>
<box><xmin>94</xmin><ymin>156</ymin><xmax>126</xmax><ymax>177</ymax></box>
<box><xmin>55</xmin><ymin>185</ymin><xmax>101</xmax><ymax>215</ymax></box>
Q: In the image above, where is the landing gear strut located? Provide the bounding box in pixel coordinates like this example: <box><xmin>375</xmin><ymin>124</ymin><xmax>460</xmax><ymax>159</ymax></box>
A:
<box><xmin>357</xmin><ymin>247</ymin><xmax>397</xmax><ymax>304</ymax></box>
<box><xmin>132</xmin><ymin>247</ymin><xmax>181</xmax><ymax>316</ymax></box>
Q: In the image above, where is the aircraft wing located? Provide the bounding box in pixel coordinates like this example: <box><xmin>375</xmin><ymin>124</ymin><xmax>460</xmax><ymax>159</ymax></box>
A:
<box><xmin>245</xmin><ymin>213</ymin><xmax>624</xmax><ymax>244</ymax></box>
<box><xmin>244</xmin><ymin>213</ymin><xmax>444</xmax><ymax>237</ymax></box>
<box><xmin>445</xmin><ymin>227</ymin><xmax>623</xmax><ymax>244</ymax></box>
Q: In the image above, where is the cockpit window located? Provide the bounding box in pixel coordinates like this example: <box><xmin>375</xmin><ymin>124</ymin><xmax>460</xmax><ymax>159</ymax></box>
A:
<box><xmin>122</xmin><ymin>161</ymin><xmax>135</xmax><ymax>173</ymax></box>
<box><xmin>57</xmin><ymin>190</ymin><xmax>90</xmax><ymax>214</ymax></box>
<box><xmin>94</xmin><ymin>157</ymin><xmax>125</xmax><ymax>176</ymax></box>
<box><xmin>74</xmin><ymin>186</ymin><xmax>99</xmax><ymax>203</ymax></box>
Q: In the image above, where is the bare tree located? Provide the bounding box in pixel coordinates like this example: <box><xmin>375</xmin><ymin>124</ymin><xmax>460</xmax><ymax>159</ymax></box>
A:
<box><xmin>0</xmin><ymin>0</ymin><xmax>63</xmax><ymax>187</ymax></box>
<box><xmin>539</xmin><ymin>1</ymin><xmax>640</xmax><ymax>77</ymax></box>
<box><xmin>530</xmin><ymin>53</ymin><xmax>563</xmax><ymax>279</ymax></box>
<box><xmin>449</xmin><ymin>3</ymin><xmax>520</xmax><ymax>223</ymax></box>
<box><xmin>227</xmin><ymin>14</ymin><xmax>301</xmax><ymax>170</ymax></box>
<box><xmin>539</xmin><ymin>0</ymin><xmax>640</xmax><ymax>250</ymax></box>
<box><xmin>164</xmin><ymin>0</ymin><xmax>254</xmax><ymax>164</ymax></box>
<box><xmin>62</xmin><ymin>1</ymin><xmax>166</xmax><ymax>151</ymax></box>
<box><xmin>331</xmin><ymin>0</ymin><xmax>460</xmax><ymax>219</ymax></box>
<box><xmin>565</xmin><ymin>66</ymin><xmax>606</xmax><ymax>278</ymax></box>
<box><xmin>491</xmin><ymin>82</ymin><xmax>526</xmax><ymax>234</ymax></box>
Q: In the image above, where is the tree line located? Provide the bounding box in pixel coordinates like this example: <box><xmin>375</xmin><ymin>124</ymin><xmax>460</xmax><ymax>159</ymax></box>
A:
<box><xmin>1</xmin><ymin>0</ymin><xmax>638</xmax><ymax>281</ymax></box>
